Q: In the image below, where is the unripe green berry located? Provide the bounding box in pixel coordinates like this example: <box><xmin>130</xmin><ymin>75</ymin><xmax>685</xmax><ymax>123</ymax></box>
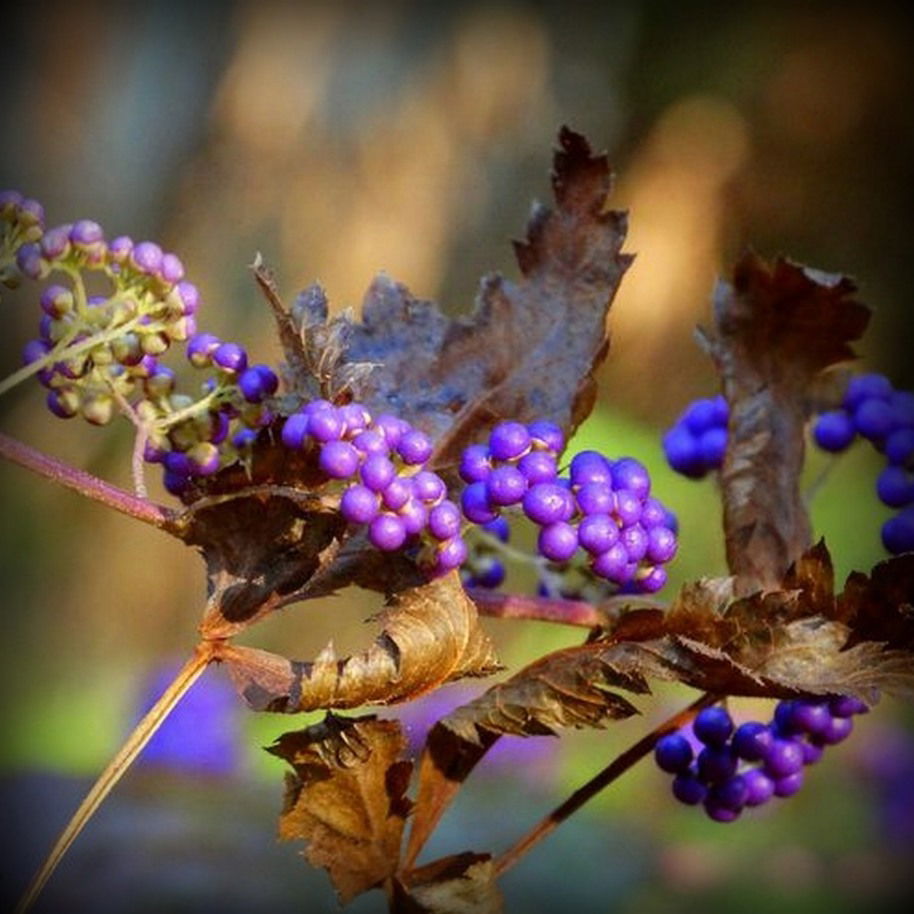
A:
<box><xmin>140</xmin><ymin>332</ymin><xmax>169</xmax><ymax>356</ymax></box>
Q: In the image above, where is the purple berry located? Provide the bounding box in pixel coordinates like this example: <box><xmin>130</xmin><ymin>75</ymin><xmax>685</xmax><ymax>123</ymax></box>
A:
<box><xmin>885</xmin><ymin>428</ymin><xmax>914</xmax><ymax>465</ymax></box>
<box><xmin>412</xmin><ymin>470</ymin><xmax>447</xmax><ymax>505</ymax></box>
<box><xmin>732</xmin><ymin>721</ymin><xmax>774</xmax><ymax>761</ymax></box>
<box><xmin>523</xmin><ymin>482</ymin><xmax>575</xmax><ymax>525</ymax></box>
<box><xmin>672</xmin><ymin>773</ymin><xmax>707</xmax><ymax>805</ymax></box>
<box><xmin>612</xmin><ymin>458</ymin><xmax>651</xmax><ymax>500</ymax></box>
<box><xmin>791</xmin><ymin>701</ymin><xmax>833</xmax><ymax>737</ymax></box>
<box><xmin>352</xmin><ymin>430</ymin><xmax>389</xmax><ymax>456</ymax></box>
<box><xmin>527</xmin><ymin>419</ymin><xmax>564</xmax><ymax>454</ymax></box>
<box><xmin>108</xmin><ymin>235</ymin><xmax>133</xmax><ymax>262</ymax></box>
<box><xmin>613</xmin><ymin>489</ymin><xmax>642</xmax><ymax>527</ymax></box>
<box><xmin>570</xmin><ymin>450</ymin><xmax>612</xmax><ymax>487</ymax></box>
<box><xmin>381</xmin><ymin>477</ymin><xmax>413</xmax><ymax>511</ymax></box>
<box><xmin>694</xmin><ymin>707</ymin><xmax>734</xmax><ymax>747</ymax></box>
<box><xmin>319</xmin><ymin>440</ymin><xmax>360</xmax><ymax>479</ymax></box>
<box><xmin>578</xmin><ymin>514</ymin><xmax>620</xmax><ymax>555</ymax></box>
<box><xmin>435</xmin><ymin>536</ymin><xmax>469</xmax><ymax>572</ymax></box>
<box><xmin>489</xmin><ymin>421</ymin><xmax>531</xmax><ymax>460</ymax></box>
<box><xmin>39</xmin><ymin>284</ymin><xmax>74</xmax><ymax>317</ymax></box>
<box><xmin>212</xmin><ymin>342</ymin><xmax>248</xmax><ymax>374</ymax></box>
<box><xmin>762</xmin><ymin>738</ymin><xmax>804</xmax><ymax>778</ymax></box>
<box><xmin>468</xmin><ymin>556</ymin><xmax>505</xmax><ymax>589</ymax></box>
<box><xmin>698</xmin><ymin>427</ymin><xmax>728</xmax><ymax>467</ymax></box>
<box><xmin>307</xmin><ymin>406</ymin><xmax>345</xmax><ymax>443</ymax></box>
<box><xmin>21</xmin><ymin>339</ymin><xmax>50</xmax><ymax>365</ymax></box>
<box><xmin>188</xmin><ymin>442</ymin><xmax>220</xmax><ymax>476</ymax></box>
<box><xmin>843</xmin><ymin>372</ymin><xmax>892</xmax><ymax>411</ymax></box>
<box><xmin>773</xmin><ymin>700</ymin><xmax>803</xmax><ymax>736</ymax></box>
<box><xmin>812</xmin><ymin>716</ymin><xmax>854</xmax><ymax>746</ymax></box>
<box><xmin>461</xmin><ymin>482</ymin><xmax>497</xmax><ymax>524</ymax></box>
<box><xmin>882</xmin><ymin>509</ymin><xmax>914</xmax><ymax>554</ymax></box>
<box><xmin>828</xmin><ymin>696</ymin><xmax>869</xmax><ymax>717</ymax></box>
<box><xmin>399</xmin><ymin>498</ymin><xmax>429</xmax><ymax>536</ymax></box>
<box><xmin>69</xmin><ymin>219</ymin><xmax>104</xmax><ymax>246</ymax></box>
<box><xmin>654</xmin><ymin>733</ymin><xmax>694</xmax><ymax>773</ymax></box>
<box><xmin>482</xmin><ymin>516</ymin><xmax>510</xmax><ymax>541</ymax></box>
<box><xmin>164</xmin><ymin>451</ymin><xmax>195</xmax><ymax>477</ymax></box>
<box><xmin>459</xmin><ymin>444</ymin><xmax>492</xmax><ymax>483</ymax></box>
<box><xmin>620</xmin><ymin>524</ymin><xmax>649</xmax><ymax>562</ymax></box>
<box><xmin>575</xmin><ymin>482</ymin><xmax>615</xmax><ymax>515</ymax></box>
<box><xmin>517</xmin><ymin>450</ymin><xmax>558</xmax><ymax>485</ymax></box>
<box><xmin>131</xmin><ymin>241</ymin><xmax>163</xmax><ymax>274</ymax></box>
<box><xmin>163</xmin><ymin>469</ymin><xmax>191</xmax><ymax>496</ymax></box>
<box><xmin>338</xmin><ymin>403</ymin><xmax>371</xmax><ymax>435</ymax></box>
<box><xmin>877</xmin><ymin>466</ymin><xmax>914</xmax><ymax>508</ymax></box>
<box><xmin>41</xmin><ymin>225</ymin><xmax>71</xmax><ymax>259</ymax></box>
<box><xmin>368</xmin><ymin>513</ymin><xmax>407</xmax><ymax>551</ymax></box>
<box><xmin>428</xmin><ymin>501</ymin><xmax>462</xmax><ymax>541</ymax></box>
<box><xmin>799</xmin><ymin>741</ymin><xmax>824</xmax><ymax>765</ymax></box>
<box><xmin>360</xmin><ymin>454</ymin><xmax>396</xmax><ymax>492</ymax></box>
<box><xmin>46</xmin><ymin>389</ymin><xmax>78</xmax><ymax>419</ymax></box>
<box><xmin>813</xmin><ymin>409</ymin><xmax>856</xmax><ymax>452</ymax></box>
<box><xmin>773</xmin><ymin>771</ymin><xmax>805</xmax><ymax>797</ymax></box>
<box><xmin>537</xmin><ymin>522</ymin><xmax>578</xmax><ymax>562</ymax></box>
<box><xmin>742</xmin><ymin>769</ymin><xmax>775</xmax><ymax>806</ymax></box>
<box><xmin>175</xmin><ymin>281</ymin><xmax>200</xmax><ymax>315</ymax></box>
<box><xmin>683</xmin><ymin>398</ymin><xmax>720</xmax><ymax>435</ymax></box>
<box><xmin>704</xmin><ymin>801</ymin><xmax>741</xmax><ymax>823</ymax></box>
<box><xmin>697</xmin><ymin>746</ymin><xmax>738</xmax><ymax>784</ymax></box>
<box><xmin>636</xmin><ymin>566</ymin><xmax>668</xmax><ymax>593</ymax></box>
<box><xmin>646</xmin><ymin>526</ymin><xmax>677</xmax><ymax>563</ymax></box>
<box><xmin>854</xmin><ymin>397</ymin><xmax>895</xmax><ymax>441</ymax></box>
<box><xmin>374</xmin><ymin>413</ymin><xmax>409</xmax><ymax>448</ymax></box>
<box><xmin>340</xmin><ymin>484</ymin><xmax>379</xmax><ymax>524</ymax></box>
<box><xmin>159</xmin><ymin>252</ymin><xmax>185</xmax><ymax>284</ymax></box>
<box><xmin>238</xmin><ymin>367</ymin><xmax>268</xmax><ymax>403</ymax></box>
<box><xmin>397</xmin><ymin>429</ymin><xmax>433</xmax><ymax>465</ymax></box>
<box><xmin>592</xmin><ymin>544</ymin><xmax>632</xmax><ymax>583</ymax></box>
<box><xmin>486</xmin><ymin>465</ymin><xmax>528</xmax><ymax>506</ymax></box>
<box><xmin>281</xmin><ymin>412</ymin><xmax>310</xmax><ymax>450</ymax></box>
<box><xmin>708</xmin><ymin>774</ymin><xmax>749</xmax><ymax>811</ymax></box>
<box><xmin>186</xmin><ymin>333</ymin><xmax>221</xmax><ymax>367</ymax></box>
<box><xmin>663</xmin><ymin>426</ymin><xmax>705</xmax><ymax>478</ymax></box>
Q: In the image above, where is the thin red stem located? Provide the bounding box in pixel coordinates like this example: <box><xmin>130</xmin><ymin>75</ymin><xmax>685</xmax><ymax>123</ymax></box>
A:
<box><xmin>0</xmin><ymin>431</ymin><xmax>175</xmax><ymax>529</ymax></box>
<box><xmin>493</xmin><ymin>692</ymin><xmax>717</xmax><ymax>877</ymax></box>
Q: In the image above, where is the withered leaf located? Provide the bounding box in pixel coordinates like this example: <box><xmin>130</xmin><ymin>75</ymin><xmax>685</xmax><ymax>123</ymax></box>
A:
<box><xmin>703</xmin><ymin>252</ymin><xmax>870</xmax><ymax>593</ymax></box>
<box><xmin>278</xmin><ymin>127</ymin><xmax>630</xmax><ymax>469</ymax></box>
<box><xmin>218</xmin><ymin>572</ymin><xmax>499</xmax><ymax>711</ymax></box>
<box><xmin>394</xmin><ymin>854</ymin><xmax>503</xmax><ymax>914</ymax></box>
<box><xmin>267</xmin><ymin>714</ymin><xmax>412</xmax><ymax>904</ymax></box>
<box><xmin>837</xmin><ymin>553</ymin><xmax>914</xmax><ymax>651</ymax></box>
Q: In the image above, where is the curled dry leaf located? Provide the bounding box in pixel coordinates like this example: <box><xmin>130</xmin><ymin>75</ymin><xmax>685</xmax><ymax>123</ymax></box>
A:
<box><xmin>703</xmin><ymin>252</ymin><xmax>871</xmax><ymax>593</ymax></box>
<box><xmin>217</xmin><ymin>572</ymin><xmax>499</xmax><ymax>711</ymax></box>
<box><xmin>267</xmin><ymin>714</ymin><xmax>412</xmax><ymax>904</ymax></box>
<box><xmin>276</xmin><ymin>126</ymin><xmax>630</xmax><ymax>469</ymax></box>
<box><xmin>393</xmin><ymin>853</ymin><xmax>503</xmax><ymax>914</ymax></box>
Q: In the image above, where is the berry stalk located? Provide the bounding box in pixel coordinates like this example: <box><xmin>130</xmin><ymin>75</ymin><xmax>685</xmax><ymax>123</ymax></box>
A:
<box><xmin>492</xmin><ymin>692</ymin><xmax>717</xmax><ymax>877</ymax></box>
<box><xmin>14</xmin><ymin>643</ymin><xmax>215</xmax><ymax>914</ymax></box>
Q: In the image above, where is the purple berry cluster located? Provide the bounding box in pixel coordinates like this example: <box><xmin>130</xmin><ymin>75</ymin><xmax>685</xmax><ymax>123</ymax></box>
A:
<box><xmin>812</xmin><ymin>373</ymin><xmax>914</xmax><ymax>555</ymax></box>
<box><xmin>459</xmin><ymin>421</ymin><xmax>678</xmax><ymax>594</ymax></box>
<box><xmin>664</xmin><ymin>373</ymin><xmax>914</xmax><ymax>557</ymax></box>
<box><xmin>654</xmin><ymin>697</ymin><xmax>869</xmax><ymax>823</ymax></box>
<box><xmin>661</xmin><ymin>395</ymin><xmax>729</xmax><ymax>479</ymax></box>
<box><xmin>281</xmin><ymin>400</ymin><xmax>466</xmax><ymax>577</ymax></box>
<box><xmin>1</xmin><ymin>189</ymin><xmax>45</xmax><ymax>289</ymax></box>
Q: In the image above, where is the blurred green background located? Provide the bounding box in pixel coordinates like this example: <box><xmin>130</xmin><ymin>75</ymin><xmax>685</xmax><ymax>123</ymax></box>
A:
<box><xmin>1</xmin><ymin>1</ymin><xmax>913</xmax><ymax>911</ymax></box>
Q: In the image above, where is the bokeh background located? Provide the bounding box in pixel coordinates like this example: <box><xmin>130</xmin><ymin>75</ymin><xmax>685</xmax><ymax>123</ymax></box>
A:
<box><xmin>1</xmin><ymin>1</ymin><xmax>913</xmax><ymax>911</ymax></box>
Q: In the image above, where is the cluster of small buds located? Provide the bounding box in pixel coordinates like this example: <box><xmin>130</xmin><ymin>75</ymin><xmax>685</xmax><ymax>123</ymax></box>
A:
<box><xmin>461</xmin><ymin>517</ymin><xmax>510</xmax><ymax>589</ymax></box>
<box><xmin>144</xmin><ymin>338</ymin><xmax>279</xmax><ymax>495</ymax></box>
<box><xmin>665</xmin><ymin>374</ymin><xmax>914</xmax><ymax>557</ymax></box>
<box><xmin>654</xmin><ymin>697</ymin><xmax>870</xmax><ymax>823</ymax></box>
<box><xmin>1</xmin><ymin>190</ymin><xmax>45</xmax><ymax>289</ymax></box>
<box><xmin>459</xmin><ymin>421</ymin><xmax>678</xmax><ymax>594</ymax></box>
<box><xmin>281</xmin><ymin>399</ymin><xmax>466</xmax><ymax>577</ymax></box>
<box><xmin>661</xmin><ymin>395</ymin><xmax>729</xmax><ymax>479</ymax></box>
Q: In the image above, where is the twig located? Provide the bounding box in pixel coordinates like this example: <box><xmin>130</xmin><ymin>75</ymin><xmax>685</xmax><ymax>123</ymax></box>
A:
<box><xmin>469</xmin><ymin>589</ymin><xmax>607</xmax><ymax>628</ymax></box>
<box><xmin>493</xmin><ymin>692</ymin><xmax>717</xmax><ymax>877</ymax></box>
<box><xmin>0</xmin><ymin>432</ymin><xmax>175</xmax><ymax>529</ymax></box>
<box><xmin>14</xmin><ymin>643</ymin><xmax>217</xmax><ymax>914</ymax></box>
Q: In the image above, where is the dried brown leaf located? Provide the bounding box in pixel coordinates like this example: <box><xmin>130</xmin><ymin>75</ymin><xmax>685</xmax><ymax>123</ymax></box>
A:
<box><xmin>704</xmin><ymin>252</ymin><xmax>871</xmax><ymax>593</ymax></box>
<box><xmin>267</xmin><ymin>714</ymin><xmax>412</xmax><ymax>904</ymax></box>
<box><xmin>837</xmin><ymin>553</ymin><xmax>914</xmax><ymax>651</ymax></box>
<box><xmin>279</xmin><ymin>127</ymin><xmax>630</xmax><ymax>468</ymax></box>
<box><xmin>218</xmin><ymin>572</ymin><xmax>499</xmax><ymax>711</ymax></box>
<box><xmin>394</xmin><ymin>854</ymin><xmax>503</xmax><ymax>914</ymax></box>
